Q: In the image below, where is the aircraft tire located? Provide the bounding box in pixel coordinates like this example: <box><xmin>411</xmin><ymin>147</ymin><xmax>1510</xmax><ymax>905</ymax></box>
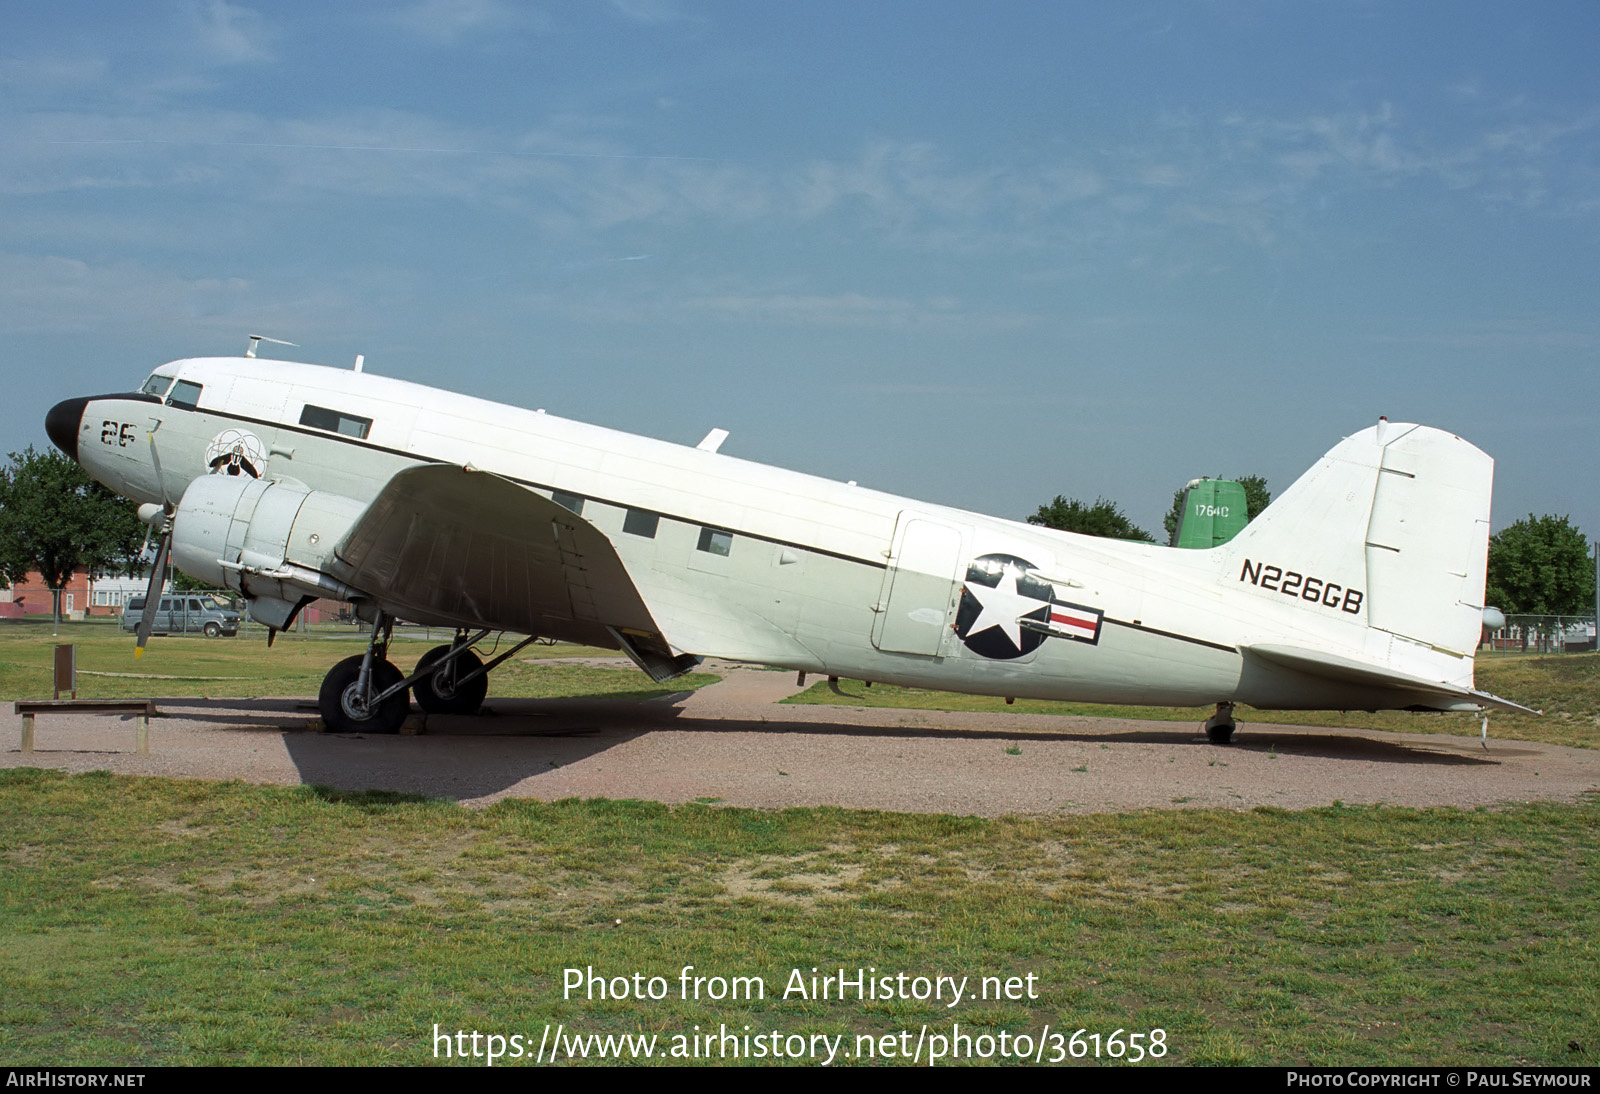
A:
<box><xmin>1206</xmin><ymin>721</ymin><xmax>1236</xmax><ymax>745</ymax></box>
<box><xmin>413</xmin><ymin>645</ymin><xmax>488</xmax><ymax>715</ymax></box>
<box><xmin>319</xmin><ymin>654</ymin><xmax>410</xmax><ymax>734</ymax></box>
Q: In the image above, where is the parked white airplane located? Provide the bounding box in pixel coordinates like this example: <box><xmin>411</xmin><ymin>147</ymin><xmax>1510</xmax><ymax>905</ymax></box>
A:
<box><xmin>46</xmin><ymin>351</ymin><xmax>1528</xmax><ymax>739</ymax></box>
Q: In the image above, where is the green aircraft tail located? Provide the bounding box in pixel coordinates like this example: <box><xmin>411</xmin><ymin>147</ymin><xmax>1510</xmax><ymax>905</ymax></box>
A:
<box><xmin>1172</xmin><ymin>479</ymin><xmax>1250</xmax><ymax>548</ymax></box>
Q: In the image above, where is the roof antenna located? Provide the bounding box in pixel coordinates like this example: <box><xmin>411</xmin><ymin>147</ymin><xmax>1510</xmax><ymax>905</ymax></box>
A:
<box><xmin>246</xmin><ymin>334</ymin><xmax>299</xmax><ymax>359</ymax></box>
<box><xmin>354</xmin><ymin>354</ymin><xmax>364</xmax><ymax>372</ymax></box>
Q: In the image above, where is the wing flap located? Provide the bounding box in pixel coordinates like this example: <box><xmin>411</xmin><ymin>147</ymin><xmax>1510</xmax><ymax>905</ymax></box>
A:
<box><xmin>332</xmin><ymin>464</ymin><xmax>661</xmax><ymax>645</ymax></box>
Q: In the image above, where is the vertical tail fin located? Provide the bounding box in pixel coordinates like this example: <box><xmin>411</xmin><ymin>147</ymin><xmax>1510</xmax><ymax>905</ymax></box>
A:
<box><xmin>1222</xmin><ymin>421</ymin><xmax>1492</xmax><ymax>660</ymax></box>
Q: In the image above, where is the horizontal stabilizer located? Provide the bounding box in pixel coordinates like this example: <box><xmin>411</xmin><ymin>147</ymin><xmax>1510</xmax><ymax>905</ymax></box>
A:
<box><xmin>1245</xmin><ymin>643</ymin><xmax>1538</xmax><ymax>715</ymax></box>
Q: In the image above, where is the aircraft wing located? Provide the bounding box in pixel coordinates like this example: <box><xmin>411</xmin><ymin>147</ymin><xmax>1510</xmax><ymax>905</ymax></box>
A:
<box><xmin>1243</xmin><ymin>644</ymin><xmax>1538</xmax><ymax>715</ymax></box>
<box><xmin>332</xmin><ymin>463</ymin><xmax>669</xmax><ymax>656</ymax></box>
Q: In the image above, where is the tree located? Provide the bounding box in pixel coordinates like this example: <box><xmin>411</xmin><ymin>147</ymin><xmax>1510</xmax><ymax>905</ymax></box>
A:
<box><xmin>1028</xmin><ymin>496</ymin><xmax>1156</xmax><ymax>542</ymax></box>
<box><xmin>0</xmin><ymin>446</ymin><xmax>147</xmax><ymax>623</ymax></box>
<box><xmin>172</xmin><ymin>569</ymin><xmax>210</xmax><ymax>593</ymax></box>
<box><xmin>1163</xmin><ymin>474</ymin><xmax>1271</xmax><ymax>544</ymax></box>
<box><xmin>1484</xmin><ymin>514</ymin><xmax>1594</xmax><ymax>615</ymax></box>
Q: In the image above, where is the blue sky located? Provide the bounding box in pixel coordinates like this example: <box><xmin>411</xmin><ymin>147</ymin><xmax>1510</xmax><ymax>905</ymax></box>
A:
<box><xmin>4</xmin><ymin>1</ymin><xmax>1597</xmax><ymax>542</ymax></box>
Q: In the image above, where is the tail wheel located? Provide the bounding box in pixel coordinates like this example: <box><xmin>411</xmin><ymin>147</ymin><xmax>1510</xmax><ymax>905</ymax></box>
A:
<box><xmin>319</xmin><ymin>654</ymin><xmax>410</xmax><ymax>734</ymax></box>
<box><xmin>413</xmin><ymin>645</ymin><xmax>488</xmax><ymax>715</ymax></box>
<box><xmin>1204</xmin><ymin>701</ymin><xmax>1237</xmax><ymax>745</ymax></box>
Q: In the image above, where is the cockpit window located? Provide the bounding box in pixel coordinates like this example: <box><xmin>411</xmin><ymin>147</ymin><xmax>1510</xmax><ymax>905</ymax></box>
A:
<box><xmin>167</xmin><ymin>380</ymin><xmax>202</xmax><ymax>410</ymax></box>
<box><xmin>299</xmin><ymin>404</ymin><xmax>373</xmax><ymax>440</ymax></box>
<box><xmin>140</xmin><ymin>374</ymin><xmax>174</xmax><ymax>398</ymax></box>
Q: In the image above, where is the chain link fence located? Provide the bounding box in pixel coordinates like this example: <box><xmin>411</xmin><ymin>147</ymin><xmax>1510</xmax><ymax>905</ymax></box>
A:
<box><xmin>1486</xmin><ymin>615</ymin><xmax>1597</xmax><ymax>654</ymax></box>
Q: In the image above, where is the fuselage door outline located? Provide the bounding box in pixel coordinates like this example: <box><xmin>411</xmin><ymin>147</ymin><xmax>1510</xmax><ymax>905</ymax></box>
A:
<box><xmin>871</xmin><ymin>513</ymin><xmax>967</xmax><ymax>657</ymax></box>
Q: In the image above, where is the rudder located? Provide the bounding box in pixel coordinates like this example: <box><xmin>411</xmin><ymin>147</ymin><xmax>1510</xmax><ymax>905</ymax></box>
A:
<box><xmin>1362</xmin><ymin>425</ymin><xmax>1492</xmax><ymax>656</ymax></box>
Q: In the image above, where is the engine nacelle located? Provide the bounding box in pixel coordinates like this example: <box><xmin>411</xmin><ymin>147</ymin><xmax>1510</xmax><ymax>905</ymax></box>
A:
<box><xmin>170</xmin><ymin>474</ymin><xmax>367</xmax><ymax>624</ymax></box>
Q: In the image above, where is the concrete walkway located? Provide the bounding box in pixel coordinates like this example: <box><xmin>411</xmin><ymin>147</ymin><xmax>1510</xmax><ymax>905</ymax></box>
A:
<box><xmin>5</xmin><ymin>662</ymin><xmax>1597</xmax><ymax>816</ymax></box>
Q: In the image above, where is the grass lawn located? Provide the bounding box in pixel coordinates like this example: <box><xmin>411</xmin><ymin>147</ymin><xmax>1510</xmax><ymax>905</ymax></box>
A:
<box><xmin>1</xmin><ymin>621</ymin><xmax>1595</xmax><ymax>1066</ymax></box>
<box><xmin>0</xmin><ymin>770</ymin><xmax>1594</xmax><ymax>1066</ymax></box>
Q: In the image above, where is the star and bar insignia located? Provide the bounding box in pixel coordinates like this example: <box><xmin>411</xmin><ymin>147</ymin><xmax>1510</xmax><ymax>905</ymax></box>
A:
<box><xmin>954</xmin><ymin>553</ymin><xmax>1102</xmax><ymax>660</ymax></box>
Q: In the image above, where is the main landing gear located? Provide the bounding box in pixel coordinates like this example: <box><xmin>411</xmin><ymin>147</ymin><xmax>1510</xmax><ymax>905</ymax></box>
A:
<box><xmin>315</xmin><ymin>615</ymin><xmax>541</xmax><ymax>734</ymax></box>
<box><xmin>319</xmin><ymin>612</ymin><xmax>409</xmax><ymax>734</ymax></box>
<box><xmin>321</xmin><ymin>651</ymin><xmax>409</xmax><ymax>734</ymax></box>
<box><xmin>1204</xmin><ymin>701</ymin><xmax>1237</xmax><ymax>745</ymax></box>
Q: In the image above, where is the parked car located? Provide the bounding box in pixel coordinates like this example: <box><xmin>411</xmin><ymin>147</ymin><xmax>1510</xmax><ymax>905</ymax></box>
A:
<box><xmin>120</xmin><ymin>595</ymin><xmax>241</xmax><ymax>638</ymax></box>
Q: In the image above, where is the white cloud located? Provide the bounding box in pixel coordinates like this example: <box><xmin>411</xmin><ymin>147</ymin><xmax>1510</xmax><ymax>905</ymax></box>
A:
<box><xmin>0</xmin><ymin>55</ymin><xmax>110</xmax><ymax>93</ymax></box>
<box><xmin>388</xmin><ymin>0</ymin><xmax>549</xmax><ymax>43</ymax></box>
<box><xmin>846</xmin><ymin>383</ymin><xmax>993</xmax><ymax>396</ymax></box>
<box><xmin>6</xmin><ymin>88</ymin><xmax>1598</xmax><ymax>277</ymax></box>
<box><xmin>1365</xmin><ymin>321</ymin><xmax>1597</xmax><ymax>352</ymax></box>
<box><xmin>689</xmin><ymin>292</ymin><xmax>941</xmax><ymax>328</ymax></box>
<box><xmin>0</xmin><ymin>251</ymin><xmax>395</xmax><ymax>342</ymax></box>
<box><xmin>685</xmin><ymin>292</ymin><xmax>1039</xmax><ymax>332</ymax></box>
<box><xmin>0</xmin><ymin>252</ymin><xmax>251</xmax><ymax>334</ymax></box>
<box><xmin>609</xmin><ymin>0</ymin><xmax>696</xmax><ymax>25</ymax></box>
<box><xmin>183</xmin><ymin>0</ymin><xmax>274</xmax><ymax>65</ymax></box>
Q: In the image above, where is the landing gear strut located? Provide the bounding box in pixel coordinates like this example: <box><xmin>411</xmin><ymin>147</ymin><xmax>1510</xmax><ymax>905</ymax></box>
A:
<box><xmin>1204</xmin><ymin>701</ymin><xmax>1237</xmax><ymax>745</ymax></box>
<box><xmin>319</xmin><ymin>611</ymin><xmax>410</xmax><ymax>734</ymax></box>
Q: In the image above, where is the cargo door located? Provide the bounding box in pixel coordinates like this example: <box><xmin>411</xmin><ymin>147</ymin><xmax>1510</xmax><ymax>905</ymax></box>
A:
<box><xmin>871</xmin><ymin>513</ymin><xmax>965</xmax><ymax>655</ymax></box>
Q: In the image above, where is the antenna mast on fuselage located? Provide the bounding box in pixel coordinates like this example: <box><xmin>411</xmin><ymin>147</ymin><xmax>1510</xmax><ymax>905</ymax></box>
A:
<box><xmin>245</xmin><ymin>334</ymin><xmax>299</xmax><ymax>359</ymax></box>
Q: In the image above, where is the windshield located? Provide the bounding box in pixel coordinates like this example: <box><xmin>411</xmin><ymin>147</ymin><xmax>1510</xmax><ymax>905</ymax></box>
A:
<box><xmin>140</xmin><ymin>373</ymin><xmax>174</xmax><ymax>398</ymax></box>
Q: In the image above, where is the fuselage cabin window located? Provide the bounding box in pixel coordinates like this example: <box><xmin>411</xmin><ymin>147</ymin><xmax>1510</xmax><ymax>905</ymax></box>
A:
<box><xmin>552</xmin><ymin>491</ymin><xmax>585</xmax><ymax>515</ymax></box>
<box><xmin>696</xmin><ymin>528</ymin><xmax>733</xmax><ymax>556</ymax></box>
<box><xmin>300</xmin><ymin>404</ymin><xmax>373</xmax><ymax>440</ymax></box>
<box><xmin>623</xmin><ymin>509</ymin><xmax>659</xmax><ymax>538</ymax></box>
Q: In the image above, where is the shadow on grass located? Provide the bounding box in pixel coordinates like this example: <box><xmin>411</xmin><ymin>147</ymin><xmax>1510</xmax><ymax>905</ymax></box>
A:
<box><xmin>298</xmin><ymin>784</ymin><xmax>438</xmax><ymax>809</ymax></box>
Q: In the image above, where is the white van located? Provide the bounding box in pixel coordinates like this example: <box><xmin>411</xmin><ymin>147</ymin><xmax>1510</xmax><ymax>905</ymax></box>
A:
<box><xmin>120</xmin><ymin>595</ymin><xmax>241</xmax><ymax>638</ymax></box>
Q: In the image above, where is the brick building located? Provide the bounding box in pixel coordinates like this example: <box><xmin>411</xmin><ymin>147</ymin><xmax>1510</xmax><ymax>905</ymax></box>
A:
<box><xmin>0</xmin><ymin>568</ymin><xmax>96</xmax><ymax>618</ymax></box>
<box><xmin>1</xmin><ymin>568</ymin><xmax>349</xmax><ymax>625</ymax></box>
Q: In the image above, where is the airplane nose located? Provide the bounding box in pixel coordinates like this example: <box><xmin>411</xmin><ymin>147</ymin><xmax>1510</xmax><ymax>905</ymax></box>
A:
<box><xmin>45</xmin><ymin>397</ymin><xmax>88</xmax><ymax>463</ymax></box>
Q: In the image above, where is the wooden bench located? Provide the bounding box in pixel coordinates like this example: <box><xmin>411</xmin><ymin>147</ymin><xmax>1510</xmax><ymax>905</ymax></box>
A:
<box><xmin>15</xmin><ymin>700</ymin><xmax>159</xmax><ymax>755</ymax></box>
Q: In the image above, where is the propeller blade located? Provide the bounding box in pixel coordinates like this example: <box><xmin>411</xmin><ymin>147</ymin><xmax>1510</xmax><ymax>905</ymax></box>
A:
<box><xmin>146</xmin><ymin>428</ymin><xmax>172</xmax><ymax>507</ymax></box>
<box><xmin>134</xmin><ymin>526</ymin><xmax>171</xmax><ymax>660</ymax></box>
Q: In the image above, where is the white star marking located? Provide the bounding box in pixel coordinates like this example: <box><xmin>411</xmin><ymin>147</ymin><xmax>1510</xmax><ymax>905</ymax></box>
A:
<box><xmin>963</xmin><ymin>564</ymin><xmax>1051</xmax><ymax>648</ymax></box>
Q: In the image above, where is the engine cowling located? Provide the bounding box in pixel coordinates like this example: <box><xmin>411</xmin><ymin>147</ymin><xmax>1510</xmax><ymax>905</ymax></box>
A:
<box><xmin>169</xmin><ymin>474</ymin><xmax>367</xmax><ymax>624</ymax></box>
